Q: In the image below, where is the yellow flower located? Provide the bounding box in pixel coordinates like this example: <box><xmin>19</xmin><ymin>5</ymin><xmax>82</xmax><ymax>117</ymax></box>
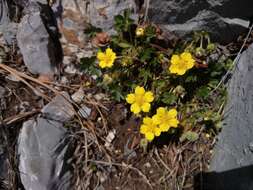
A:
<box><xmin>136</xmin><ymin>27</ymin><xmax>145</xmax><ymax>37</ymax></box>
<box><xmin>152</xmin><ymin>107</ymin><xmax>179</xmax><ymax>132</ymax></box>
<box><xmin>169</xmin><ymin>52</ymin><xmax>195</xmax><ymax>75</ymax></box>
<box><xmin>126</xmin><ymin>86</ymin><xmax>154</xmax><ymax>114</ymax></box>
<box><xmin>97</xmin><ymin>48</ymin><xmax>116</xmax><ymax>68</ymax></box>
<box><xmin>140</xmin><ymin>117</ymin><xmax>162</xmax><ymax>141</ymax></box>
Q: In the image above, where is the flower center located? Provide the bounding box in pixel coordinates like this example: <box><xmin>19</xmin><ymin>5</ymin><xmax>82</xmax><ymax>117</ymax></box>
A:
<box><xmin>177</xmin><ymin>59</ymin><xmax>187</xmax><ymax>69</ymax></box>
<box><xmin>104</xmin><ymin>55</ymin><xmax>112</xmax><ymax>64</ymax></box>
<box><xmin>135</xmin><ymin>95</ymin><xmax>145</xmax><ymax>106</ymax></box>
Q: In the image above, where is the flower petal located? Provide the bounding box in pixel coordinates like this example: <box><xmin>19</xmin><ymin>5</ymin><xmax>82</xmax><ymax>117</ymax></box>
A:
<box><xmin>171</xmin><ymin>55</ymin><xmax>180</xmax><ymax>65</ymax></box>
<box><xmin>154</xmin><ymin>128</ymin><xmax>162</xmax><ymax>136</ymax></box>
<box><xmin>160</xmin><ymin>123</ymin><xmax>170</xmax><ymax>132</ymax></box>
<box><xmin>186</xmin><ymin>59</ymin><xmax>195</xmax><ymax>69</ymax></box>
<box><xmin>145</xmin><ymin>132</ymin><xmax>155</xmax><ymax>141</ymax></box>
<box><xmin>152</xmin><ymin>115</ymin><xmax>161</xmax><ymax>125</ymax></box>
<box><xmin>176</xmin><ymin>68</ymin><xmax>187</xmax><ymax>75</ymax></box>
<box><xmin>141</xmin><ymin>102</ymin><xmax>151</xmax><ymax>112</ymax></box>
<box><xmin>143</xmin><ymin>117</ymin><xmax>152</xmax><ymax>125</ymax></box>
<box><xmin>99</xmin><ymin>61</ymin><xmax>106</xmax><ymax>68</ymax></box>
<box><xmin>168</xmin><ymin>109</ymin><xmax>177</xmax><ymax>118</ymax></box>
<box><xmin>106</xmin><ymin>48</ymin><xmax>113</xmax><ymax>55</ymax></box>
<box><xmin>97</xmin><ymin>52</ymin><xmax>105</xmax><ymax>60</ymax></box>
<box><xmin>181</xmin><ymin>52</ymin><xmax>192</xmax><ymax>60</ymax></box>
<box><xmin>135</xmin><ymin>86</ymin><xmax>145</xmax><ymax>95</ymax></box>
<box><xmin>156</xmin><ymin>107</ymin><xmax>166</xmax><ymax>116</ymax></box>
<box><xmin>131</xmin><ymin>103</ymin><xmax>141</xmax><ymax>114</ymax></box>
<box><xmin>144</xmin><ymin>91</ymin><xmax>154</xmax><ymax>102</ymax></box>
<box><xmin>140</xmin><ymin>125</ymin><xmax>148</xmax><ymax>134</ymax></box>
<box><xmin>169</xmin><ymin>118</ymin><xmax>179</xmax><ymax>127</ymax></box>
<box><xmin>126</xmin><ymin>93</ymin><xmax>135</xmax><ymax>104</ymax></box>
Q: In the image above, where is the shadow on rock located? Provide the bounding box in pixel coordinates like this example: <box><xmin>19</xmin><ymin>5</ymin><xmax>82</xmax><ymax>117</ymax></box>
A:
<box><xmin>194</xmin><ymin>165</ymin><xmax>253</xmax><ymax>190</ymax></box>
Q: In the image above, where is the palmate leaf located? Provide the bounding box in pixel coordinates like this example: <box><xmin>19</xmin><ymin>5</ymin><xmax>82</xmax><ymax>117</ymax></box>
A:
<box><xmin>180</xmin><ymin>131</ymin><xmax>199</xmax><ymax>142</ymax></box>
<box><xmin>161</xmin><ymin>92</ymin><xmax>177</xmax><ymax>105</ymax></box>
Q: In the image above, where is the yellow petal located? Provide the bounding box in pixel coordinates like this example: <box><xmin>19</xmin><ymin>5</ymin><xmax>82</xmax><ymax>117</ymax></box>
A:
<box><xmin>126</xmin><ymin>94</ymin><xmax>135</xmax><ymax>104</ymax></box>
<box><xmin>176</xmin><ymin>68</ymin><xmax>187</xmax><ymax>75</ymax></box>
<box><xmin>135</xmin><ymin>86</ymin><xmax>145</xmax><ymax>95</ymax></box>
<box><xmin>160</xmin><ymin>123</ymin><xmax>170</xmax><ymax>132</ymax></box>
<box><xmin>99</xmin><ymin>61</ymin><xmax>106</xmax><ymax>68</ymax></box>
<box><xmin>106</xmin><ymin>48</ymin><xmax>113</xmax><ymax>55</ymax></box>
<box><xmin>144</xmin><ymin>91</ymin><xmax>154</xmax><ymax>102</ymax></box>
<box><xmin>140</xmin><ymin>125</ymin><xmax>148</xmax><ymax>134</ymax></box>
<box><xmin>152</xmin><ymin>115</ymin><xmax>161</xmax><ymax>125</ymax></box>
<box><xmin>186</xmin><ymin>59</ymin><xmax>195</xmax><ymax>69</ymax></box>
<box><xmin>131</xmin><ymin>103</ymin><xmax>141</xmax><ymax>114</ymax></box>
<box><xmin>145</xmin><ymin>132</ymin><xmax>155</xmax><ymax>141</ymax></box>
<box><xmin>156</xmin><ymin>107</ymin><xmax>166</xmax><ymax>116</ymax></box>
<box><xmin>169</xmin><ymin>64</ymin><xmax>179</xmax><ymax>74</ymax></box>
<box><xmin>97</xmin><ymin>52</ymin><xmax>105</xmax><ymax>60</ymax></box>
<box><xmin>141</xmin><ymin>102</ymin><xmax>150</xmax><ymax>112</ymax></box>
<box><xmin>169</xmin><ymin>119</ymin><xmax>179</xmax><ymax>127</ymax></box>
<box><xmin>171</xmin><ymin>55</ymin><xmax>180</xmax><ymax>65</ymax></box>
<box><xmin>154</xmin><ymin>128</ymin><xmax>162</xmax><ymax>136</ymax></box>
<box><xmin>181</xmin><ymin>52</ymin><xmax>192</xmax><ymax>60</ymax></box>
<box><xmin>143</xmin><ymin>117</ymin><xmax>152</xmax><ymax>125</ymax></box>
<box><xmin>168</xmin><ymin>109</ymin><xmax>177</xmax><ymax>118</ymax></box>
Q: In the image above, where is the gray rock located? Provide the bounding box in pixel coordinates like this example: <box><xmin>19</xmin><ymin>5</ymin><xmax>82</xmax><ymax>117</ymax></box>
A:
<box><xmin>18</xmin><ymin>92</ymin><xmax>74</xmax><ymax>190</ymax></box>
<box><xmin>89</xmin><ymin>0</ymin><xmax>138</xmax><ymax>34</ymax></box>
<box><xmin>0</xmin><ymin>0</ymin><xmax>18</xmax><ymax>45</ymax></box>
<box><xmin>148</xmin><ymin>0</ymin><xmax>253</xmax><ymax>43</ymax></box>
<box><xmin>78</xmin><ymin>104</ymin><xmax>91</xmax><ymax>119</ymax></box>
<box><xmin>0</xmin><ymin>86</ymin><xmax>6</xmax><ymax>110</ymax></box>
<box><xmin>0</xmin><ymin>86</ymin><xmax>6</xmax><ymax>98</ymax></box>
<box><xmin>17</xmin><ymin>2</ymin><xmax>62</xmax><ymax>75</ymax></box>
<box><xmin>208</xmin><ymin>43</ymin><xmax>253</xmax><ymax>189</ymax></box>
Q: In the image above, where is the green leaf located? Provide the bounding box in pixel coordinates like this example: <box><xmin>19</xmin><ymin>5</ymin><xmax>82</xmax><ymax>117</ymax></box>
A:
<box><xmin>114</xmin><ymin>15</ymin><xmax>124</xmax><ymax>24</ymax></box>
<box><xmin>139</xmin><ymin>48</ymin><xmax>154</xmax><ymax>62</ymax></box>
<box><xmin>185</xmin><ymin>75</ymin><xmax>198</xmax><ymax>83</ymax></box>
<box><xmin>118</xmin><ymin>42</ymin><xmax>132</xmax><ymax>48</ymax></box>
<box><xmin>80</xmin><ymin>56</ymin><xmax>102</xmax><ymax>77</ymax></box>
<box><xmin>180</xmin><ymin>131</ymin><xmax>199</xmax><ymax>142</ymax></box>
<box><xmin>138</xmin><ymin>68</ymin><xmax>152</xmax><ymax>84</ymax></box>
<box><xmin>80</xmin><ymin>56</ymin><xmax>96</xmax><ymax>68</ymax></box>
<box><xmin>84</xmin><ymin>25</ymin><xmax>102</xmax><ymax>37</ymax></box>
<box><xmin>161</xmin><ymin>92</ymin><xmax>177</xmax><ymax>105</ymax></box>
<box><xmin>196</xmin><ymin>86</ymin><xmax>210</xmax><ymax>99</ymax></box>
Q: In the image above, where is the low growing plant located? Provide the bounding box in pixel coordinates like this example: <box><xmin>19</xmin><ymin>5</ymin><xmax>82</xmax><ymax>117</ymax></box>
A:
<box><xmin>80</xmin><ymin>10</ymin><xmax>231</xmax><ymax>144</ymax></box>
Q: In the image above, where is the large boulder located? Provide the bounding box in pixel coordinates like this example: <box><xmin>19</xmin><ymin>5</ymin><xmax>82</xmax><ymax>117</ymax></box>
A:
<box><xmin>206</xmin><ymin>43</ymin><xmax>253</xmax><ymax>189</ymax></box>
<box><xmin>148</xmin><ymin>0</ymin><xmax>253</xmax><ymax>43</ymax></box>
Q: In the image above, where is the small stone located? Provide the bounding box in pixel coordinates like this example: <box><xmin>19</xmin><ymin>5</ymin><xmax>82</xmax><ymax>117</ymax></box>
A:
<box><xmin>105</xmin><ymin>130</ymin><xmax>116</xmax><ymax>147</ymax></box>
<box><xmin>5</xmin><ymin>74</ymin><xmax>20</xmax><ymax>82</ymax></box>
<box><xmin>60</xmin><ymin>76</ymin><xmax>68</xmax><ymax>84</ymax></box>
<box><xmin>42</xmin><ymin>92</ymin><xmax>75</xmax><ymax>122</ymax></box>
<box><xmin>0</xmin><ymin>86</ymin><xmax>6</xmax><ymax>97</ymax></box>
<box><xmin>71</xmin><ymin>87</ymin><xmax>85</xmax><ymax>103</ymax></box>
<box><xmin>144</xmin><ymin>162</ymin><xmax>151</xmax><ymax>168</ymax></box>
<box><xmin>94</xmin><ymin>93</ymin><xmax>106</xmax><ymax>101</ymax></box>
<box><xmin>64</xmin><ymin>65</ymin><xmax>78</xmax><ymax>74</ymax></box>
<box><xmin>78</xmin><ymin>104</ymin><xmax>91</xmax><ymax>119</ymax></box>
<box><xmin>63</xmin><ymin>56</ymin><xmax>72</xmax><ymax>65</ymax></box>
<box><xmin>37</xmin><ymin>74</ymin><xmax>54</xmax><ymax>83</ymax></box>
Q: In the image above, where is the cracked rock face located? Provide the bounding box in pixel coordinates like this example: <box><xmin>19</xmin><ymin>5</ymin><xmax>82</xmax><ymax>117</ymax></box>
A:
<box><xmin>207</xmin><ymin>43</ymin><xmax>253</xmax><ymax>190</ymax></box>
<box><xmin>148</xmin><ymin>0</ymin><xmax>253</xmax><ymax>43</ymax></box>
